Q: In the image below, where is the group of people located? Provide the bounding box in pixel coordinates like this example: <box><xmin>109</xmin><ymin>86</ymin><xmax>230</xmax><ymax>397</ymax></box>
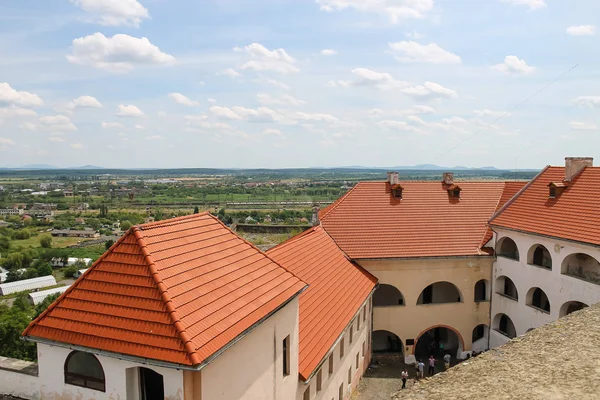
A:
<box><xmin>400</xmin><ymin>353</ymin><xmax>452</xmax><ymax>389</ymax></box>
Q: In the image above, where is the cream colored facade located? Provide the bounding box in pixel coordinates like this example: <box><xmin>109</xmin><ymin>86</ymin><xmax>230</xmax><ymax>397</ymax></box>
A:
<box><xmin>359</xmin><ymin>257</ymin><xmax>492</xmax><ymax>364</ymax></box>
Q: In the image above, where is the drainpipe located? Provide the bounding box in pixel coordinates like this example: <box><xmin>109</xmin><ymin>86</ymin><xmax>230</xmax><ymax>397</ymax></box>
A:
<box><xmin>488</xmin><ymin>228</ymin><xmax>498</xmax><ymax>351</ymax></box>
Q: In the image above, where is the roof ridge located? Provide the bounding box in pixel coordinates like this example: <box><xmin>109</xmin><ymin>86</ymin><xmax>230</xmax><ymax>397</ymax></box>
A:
<box><xmin>138</xmin><ymin>212</ymin><xmax>210</xmax><ymax>229</ymax></box>
<box><xmin>319</xmin><ymin>182</ymin><xmax>364</xmax><ymax>221</ymax></box>
<box><xmin>489</xmin><ymin>165</ymin><xmax>551</xmax><ymax>225</ymax></box>
<box><xmin>132</xmin><ymin>227</ymin><xmax>202</xmax><ymax>366</ymax></box>
<box><xmin>23</xmin><ymin>229</ymin><xmax>134</xmax><ymax>337</ymax></box>
<box><xmin>208</xmin><ymin>213</ymin><xmax>308</xmax><ymax>291</ymax></box>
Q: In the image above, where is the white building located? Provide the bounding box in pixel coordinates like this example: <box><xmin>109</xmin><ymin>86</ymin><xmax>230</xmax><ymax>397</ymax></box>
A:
<box><xmin>28</xmin><ymin>286</ymin><xmax>70</xmax><ymax>305</ymax></box>
<box><xmin>4</xmin><ymin>213</ymin><xmax>375</xmax><ymax>400</ymax></box>
<box><xmin>0</xmin><ymin>208</ymin><xmax>23</xmax><ymax>216</ymax></box>
<box><xmin>488</xmin><ymin>157</ymin><xmax>600</xmax><ymax>347</ymax></box>
<box><xmin>0</xmin><ymin>275</ymin><xmax>57</xmax><ymax>296</ymax></box>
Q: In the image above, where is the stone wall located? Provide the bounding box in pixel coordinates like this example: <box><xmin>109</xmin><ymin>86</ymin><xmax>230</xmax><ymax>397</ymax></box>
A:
<box><xmin>0</xmin><ymin>356</ymin><xmax>39</xmax><ymax>400</ymax></box>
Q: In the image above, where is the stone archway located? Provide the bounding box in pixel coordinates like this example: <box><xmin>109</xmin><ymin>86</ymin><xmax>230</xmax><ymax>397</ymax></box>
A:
<box><xmin>414</xmin><ymin>325</ymin><xmax>465</xmax><ymax>362</ymax></box>
<box><xmin>372</xmin><ymin>330</ymin><xmax>404</xmax><ymax>355</ymax></box>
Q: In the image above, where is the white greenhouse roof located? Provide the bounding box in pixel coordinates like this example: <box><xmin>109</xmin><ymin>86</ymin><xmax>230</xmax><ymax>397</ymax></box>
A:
<box><xmin>0</xmin><ymin>275</ymin><xmax>57</xmax><ymax>296</ymax></box>
<box><xmin>28</xmin><ymin>285</ymin><xmax>69</xmax><ymax>305</ymax></box>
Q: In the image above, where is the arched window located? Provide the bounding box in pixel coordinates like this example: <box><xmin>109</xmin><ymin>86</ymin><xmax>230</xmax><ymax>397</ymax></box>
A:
<box><xmin>495</xmin><ymin>276</ymin><xmax>518</xmax><ymax>301</ymax></box>
<box><xmin>561</xmin><ymin>253</ymin><xmax>600</xmax><ymax>285</ymax></box>
<box><xmin>472</xmin><ymin>324</ymin><xmax>488</xmax><ymax>342</ymax></box>
<box><xmin>493</xmin><ymin>313</ymin><xmax>516</xmax><ymax>339</ymax></box>
<box><xmin>559</xmin><ymin>301</ymin><xmax>588</xmax><ymax>317</ymax></box>
<box><xmin>497</xmin><ymin>237</ymin><xmax>519</xmax><ymax>261</ymax></box>
<box><xmin>526</xmin><ymin>287</ymin><xmax>550</xmax><ymax>313</ymax></box>
<box><xmin>474</xmin><ymin>279</ymin><xmax>489</xmax><ymax>302</ymax></box>
<box><xmin>416</xmin><ymin>281</ymin><xmax>462</xmax><ymax>305</ymax></box>
<box><xmin>373</xmin><ymin>284</ymin><xmax>405</xmax><ymax>306</ymax></box>
<box><xmin>527</xmin><ymin>244</ymin><xmax>552</xmax><ymax>269</ymax></box>
<box><xmin>64</xmin><ymin>351</ymin><xmax>105</xmax><ymax>392</ymax></box>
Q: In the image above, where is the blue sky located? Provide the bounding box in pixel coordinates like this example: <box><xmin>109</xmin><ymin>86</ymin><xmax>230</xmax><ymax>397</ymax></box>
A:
<box><xmin>0</xmin><ymin>0</ymin><xmax>599</xmax><ymax>169</ymax></box>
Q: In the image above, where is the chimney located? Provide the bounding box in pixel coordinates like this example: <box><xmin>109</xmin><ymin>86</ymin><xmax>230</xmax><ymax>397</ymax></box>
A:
<box><xmin>387</xmin><ymin>172</ymin><xmax>399</xmax><ymax>185</ymax></box>
<box><xmin>564</xmin><ymin>157</ymin><xmax>593</xmax><ymax>181</ymax></box>
<box><xmin>442</xmin><ymin>172</ymin><xmax>454</xmax><ymax>185</ymax></box>
<box><xmin>311</xmin><ymin>205</ymin><xmax>320</xmax><ymax>226</ymax></box>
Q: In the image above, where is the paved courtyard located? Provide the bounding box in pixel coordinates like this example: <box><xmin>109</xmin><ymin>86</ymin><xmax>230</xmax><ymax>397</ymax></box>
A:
<box><xmin>352</xmin><ymin>353</ymin><xmax>461</xmax><ymax>400</ymax></box>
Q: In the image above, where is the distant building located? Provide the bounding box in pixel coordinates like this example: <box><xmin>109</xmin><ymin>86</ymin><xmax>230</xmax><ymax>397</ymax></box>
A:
<box><xmin>0</xmin><ymin>208</ymin><xmax>23</xmax><ymax>216</ymax></box>
<box><xmin>0</xmin><ymin>275</ymin><xmax>57</xmax><ymax>296</ymax></box>
<box><xmin>50</xmin><ymin>229</ymin><xmax>99</xmax><ymax>238</ymax></box>
<box><xmin>73</xmin><ymin>269</ymin><xmax>88</xmax><ymax>278</ymax></box>
<box><xmin>28</xmin><ymin>286</ymin><xmax>69</xmax><ymax>305</ymax></box>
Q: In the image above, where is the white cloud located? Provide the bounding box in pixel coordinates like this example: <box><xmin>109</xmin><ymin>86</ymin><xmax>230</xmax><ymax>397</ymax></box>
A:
<box><xmin>370</xmin><ymin>105</ymin><xmax>435</xmax><ymax>117</ymax></box>
<box><xmin>211</xmin><ymin>105</ymin><xmax>282</xmax><ymax>123</ymax></box>
<box><xmin>116</xmin><ymin>104</ymin><xmax>144</xmax><ymax>117</ymax></box>
<box><xmin>67</xmin><ymin>33</ymin><xmax>175</xmax><ymax>73</ymax></box>
<box><xmin>157</xmin><ymin>111</ymin><xmax>167</xmax><ymax>117</ymax></box>
<box><xmin>238</xmin><ymin>43</ymin><xmax>299</xmax><ymax>74</ymax></box>
<box><xmin>293</xmin><ymin>112</ymin><xmax>339</xmax><ymax>123</ymax></box>
<box><xmin>572</xmin><ymin>96</ymin><xmax>600</xmax><ymax>108</ymax></box>
<box><xmin>199</xmin><ymin>81</ymin><xmax>205</xmax><ymax>86</ymax></box>
<box><xmin>134</xmin><ymin>124</ymin><xmax>145</xmax><ymax>130</ymax></box>
<box><xmin>185</xmin><ymin>120</ymin><xmax>232</xmax><ymax>132</ymax></box>
<box><xmin>473</xmin><ymin>109</ymin><xmax>507</xmax><ymax>117</ymax></box>
<box><xmin>20</xmin><ymin>122</ymin><xmax>38</xmax><ymax>131</ymax></box>
<box><xmin>49</xmin><ymin>137</ymin><xmax>65</xmax><ymax>142</ymax></box>
<box><xmin>265</xmin><ymin>79</ymin><xmax>290</xmax><ymax>90</ymax></box>
<box><xmin>70</xmin><ymin>0</ymin><xmax>149</xmax><ymax>27</ymax></box>
<box><xmin>67</xmin><ymin>95</ymin><xmax>102</xmax><ymax>110</ymax></box>
<box><xmin>491</xmin><ymin>55</ymin><xmax>535</xmax><ymax>75</ymax></box>
<box><xmin>316</xmin><ymin>0</ymin><xmax>435</xmax><ymax>23</ymax></box>
<box><xmin>263</xmin><ymin>128</ymin><xmax>284</xmax><ymax>137</ymax></box>
<box><xmin>0</xmin><ymin>82</ymin><xmax>43</xmax><ymax>107</ymax></box>
<box><xmin>168</xmin><ymin>93</ymin><xmax>199</xmax><ymax>106</ymax></box>
<box><xmin>0</xmin><ymin>107</ymin><xmax>37</xmax><ymax>118</ymax></box>
<box><xmin>145</xmin><ymin>135</ymin><xmax>163</xmax><ymax>140</ymax></box>
<box><xmin>102</xmin><ymin>121</ymin><xmax>124</xmax><ymax>129</ymax></box>
<box><xmin>219</xmin><ymin>68</ymin><xmax>242</xmax><ymax>78</ymax></box>
<box><xmin>256</xmin><ymin>93</ymin><xmax>306</xmax><ymax>106</ymax></box>
<box><xmin>500</xmin><ymin>0</ymin><xmax>546</xmax><ymax>10</ymax></box>
<box><xmin>335</xmin><ymin>68</ymin><xmax>408</xmax><ymax>90</ymax></box>
<box><xmin>389</xmin><ymin>41</ymin><xmax>461</xmax><ymax>64</ymax></box>
<box><xmin>207</xmin><ymin>98</ymin><xmax>217</xmax><ymax>103</ymax></box>
<box><xmin>0</xmin><ymin>137</ymin><xmax>15</xmax><ymax>146</ymax></box>
<box><xmin>406</xmin><ymin>31</ymin><xmax>424</xmax><ymax>39</ymax></box>
<box><xmin>39</xmin><ymin>115</ymin><xmax>78</xmax><ymax>132</ymax></box>
<box><xmin>320</xmin><ymin>49</ymin><xmax>337</xmax><ymax>56</ymax></box>
<box><xmin>70</xmin><ymin>143</ymin><xmax>84</xmax><ymax>149</ymax></box>
<box><xmin>209</xmin><ymin>106</ymin><xmax>243</xmax><ymax>120</ymax></box>
<box><xmin>402</xmin><ymin>81</ymin><xmax>458</xmax><ymax>100</ymax></box>
<box><xmin>566</xmin><ymin>25</ymin><xmax>597</xmax><ymax>36</ymax></box>
<box><xmin>570</xmin><ymin>121</ymin><xmax>597</xmax><ymax>130</ymax></box>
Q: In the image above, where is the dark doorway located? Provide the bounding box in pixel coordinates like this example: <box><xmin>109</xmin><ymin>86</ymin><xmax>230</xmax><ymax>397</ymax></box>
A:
<box><xmin>414</xmin><ymin>327</ymin><xmax>461</xmax><ymax>362</ymax></box>
<box><xmin>140</xmin><ymin>368</ymin><xmax>164</xmax><ymax>400</ymax></box>
<box><xmin>421</xmin><ymin>285</ymin><xmax>433</xmax><ymax>304</ymax></box>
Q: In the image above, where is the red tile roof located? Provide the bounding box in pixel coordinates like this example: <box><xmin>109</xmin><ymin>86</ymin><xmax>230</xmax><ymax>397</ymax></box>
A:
<box><xmin>320</xmin><ymin>180</ymin><xmax>526</xmax><ymax>259</ymax></box>
<box><xmin>23</xmin><ymin>213</ymin><xmax>306</xmax><ymax>367</ymax></box>
<box><xmin>481</xmin><ymin>181</ymin><xmax>527</xmax><ymax>247</ymax></box>
<box><xmin>267</xmin><ymin>226</ymin><xmax>376</xmax><ymax>380</ymax></box>
<box><xmin>490</xmin><ymin>166</ymin><xmax>600</xmax><ymax>245</ymax></box>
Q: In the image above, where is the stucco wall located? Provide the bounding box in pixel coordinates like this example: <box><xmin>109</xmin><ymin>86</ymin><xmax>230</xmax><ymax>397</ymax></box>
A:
<box><xmin>491</xmin><ymin>229</ymin><xmax>600</xmax><ymax>342</ymax></box>
<box><xmin>297</xmin><ymin>295</ymin><xmax>372</xmax><ymax>400</ymax></box>
<box><xmin>188</xmin><ymin>297</ymin><xmax>300</xmax><ymax>400</ymax></box>
<box><xmin>37</xmin><ymin>344</ymin><xmax>184</xmax><ymax>400</ymax></box>
<box><xmin>359</xmin><ymin>257</ymin><xmax>493</xmax><ymax>363</ymax></box>
<box><xmin>0</xmin><ymin>357</ymin><xmax>39</xmax><ymax>400</ymax></box>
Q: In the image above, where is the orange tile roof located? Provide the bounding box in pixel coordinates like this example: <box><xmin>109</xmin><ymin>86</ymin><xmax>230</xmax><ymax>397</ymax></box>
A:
<box><xmin>267</xmin><ymin>226</ymin><xmax>376</xmax><ymax>381</ymax></box>
<box><xmin>481</xmin><ymin>181</ymin><xmax>527</xmax><ymax>247</ymax></box>
<box><xmin>23</xmin><ymin>213</ymin><xmax>306</xmax><ymax>367</ymax></box>
<box><xmin>320</xmin><ymin>180</ymin><xmax>526</xmax><ymax>259</ymax></box>
<box><xmin>490</xmin><ymin>166</ymin><xmax>600</xmax><ymax>245</ymax></box>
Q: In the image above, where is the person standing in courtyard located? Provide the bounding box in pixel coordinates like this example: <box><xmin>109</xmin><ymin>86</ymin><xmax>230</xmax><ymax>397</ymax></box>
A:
<box><xmin>428</xmin><ymin>355</ymin><xmax>436</xmax><ymax>376</ymax></box>
<box><xmin>401</xmin><ymin>368</ymin><xmax>409</xmax><ymax>389</ymax></box>
<box><xmin>417</xmin><ymin>360</ymin><xmax>425</xmax><ymax>380</ymax></box>
<box><xmin>443</xmin><ymin>353</ymin><xmax>451</xmax><ymax>370</ymax></box>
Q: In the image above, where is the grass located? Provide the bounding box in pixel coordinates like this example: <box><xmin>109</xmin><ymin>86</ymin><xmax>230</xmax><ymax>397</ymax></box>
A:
<box><xmin>10</xmin><ymin>236</ymin><xmax>81</xmax><ymax>250</ymax></box>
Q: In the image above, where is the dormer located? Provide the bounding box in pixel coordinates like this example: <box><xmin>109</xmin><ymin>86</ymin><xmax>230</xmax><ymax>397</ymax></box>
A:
<box><xmin>548</xmin><ymin>181</ymin><xmax>567</xmax><ymax>198</ymax></box>
<box><xmin>447</xmin><ymin>184</ymin><xmax>462</xmax><ymax>199</ymax></box>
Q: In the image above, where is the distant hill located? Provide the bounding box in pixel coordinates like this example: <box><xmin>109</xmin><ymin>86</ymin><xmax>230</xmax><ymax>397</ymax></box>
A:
<box><xmin>20</xmin><ymin>164</ymin><xmax>58</xmax><ymax>170</ymax></box>
<box><xmin>74</xmin><ymin>165</ymin><xmax>104</xmax><ymax>170</ymax></box>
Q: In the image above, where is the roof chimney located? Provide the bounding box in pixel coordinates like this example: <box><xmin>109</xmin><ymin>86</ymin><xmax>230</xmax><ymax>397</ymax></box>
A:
<box><xmin>387</xmin><ymin>172</ymin><xmax>399</xmax><ymax>185</ymax></box>
<box><xmin>312</xmin><ymin>205</ymin><xmax>320</xmax><ymax>226</ymax></box>
<box><xmin>565</xmin><ymin>157</ymin><xmax>593</xmax><ymax>181</ymax></box>
<box><xmin>442</xmin><ymin>172</ymin><xmax>454</xmax><ymax>185</ymax></box>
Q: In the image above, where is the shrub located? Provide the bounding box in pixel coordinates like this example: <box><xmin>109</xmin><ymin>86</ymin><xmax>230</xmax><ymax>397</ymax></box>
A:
<box><xmin>63</xmin><ymin>267</ymin><xmax>78</xmax><ymax>278</ymax></box>
<box><xmin>37</xmin><ymin>263</ymin><xmax>53</xmax><ymax>277</ymax></box>
<box><xmin>39</xmin><ymin>235</ymin><xmax>52</xmax><ymax>248</ymax></box>
<box><xmin>13</xmin><ymin>230</ymin><xmax>31</xmax><ymax>240</ymax></box>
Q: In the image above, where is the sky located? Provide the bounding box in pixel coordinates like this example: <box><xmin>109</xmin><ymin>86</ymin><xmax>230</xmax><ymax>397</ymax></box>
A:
<box><xmin>0</xmin><ymin>0</ymin><xmax>599</xmax><ymax>169</ymax></box>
